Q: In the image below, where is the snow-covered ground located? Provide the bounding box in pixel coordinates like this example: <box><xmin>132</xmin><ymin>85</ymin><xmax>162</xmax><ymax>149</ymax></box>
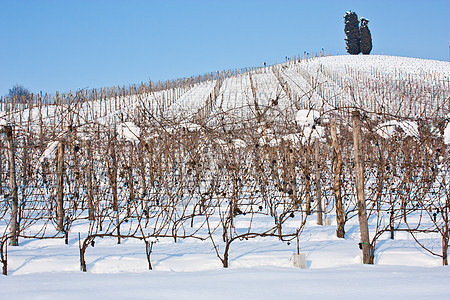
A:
<box><xmin>1</xmin><ymin>215</ymin><xmax>449</xmax><ymax>299</ymax></box>
<box><xmin>3</xmin><ymin>266</ymin><xmax>449</xmax><ymax>299</ymax></box>
<box><xmin>1</xmin><ymin>227</ymin><xmax>449</xmax><ymax>299</ymax></box>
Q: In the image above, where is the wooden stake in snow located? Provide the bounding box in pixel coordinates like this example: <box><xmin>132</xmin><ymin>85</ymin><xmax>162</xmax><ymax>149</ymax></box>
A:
<box><xmin>352</xmin><ymin>111</ymin><xmax>372</xmax><ymax>264</ymax></box>
<box><xmin>331</xmin><ymin>120</ymin><xmax>344</xmax><ymax>238</ymax></box>
<box><xmin>137</xmin><ymin>142</ymin><xmax>146</xmax><ymax>210</ymax></box>
<box><xmin>315</xmin><ymin>139</ymin><xmax>323</xmax><ymax>225</ymax></box>
<box><xmin>109</xmin><ymin>132</ymin><xmax>118</xmax><ymax>212</ymax></box>
<box><xmin>5</xmin><ymin>126</ymin><xmax>18</xmax><ymax>246</ymax></box>
<box><xmin>86</xmin><ymin>140</ymin><xmax>94</xmax><ymax>221</ymax></box>
<box><xmin>126</xmin><ymin>143</ymin><xmax>134</xmax><ymax>218</ymax></box>
<box><xmin>56</xmin><ymin>139</ymin><xmax>65</xmax><ymax>232</ymax></box>
<box><xmin>108</xmin><ymin>129</ymin><xmax>120</xmax><ymax>244</ymax></box>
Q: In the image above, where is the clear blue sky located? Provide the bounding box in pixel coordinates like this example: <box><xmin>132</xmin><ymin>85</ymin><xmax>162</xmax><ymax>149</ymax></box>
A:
<box><xmin>1</xmin><ymin>0</ymin><xmax>449</xmax><ymax>96</ymax></box>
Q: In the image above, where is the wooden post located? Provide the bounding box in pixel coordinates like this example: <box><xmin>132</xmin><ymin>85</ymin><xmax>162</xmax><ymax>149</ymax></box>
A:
<box><xmin>56</xmin><ymin>140</ymin><xmax>65</xmax><ymax>232</ymax></box>
<box><xmin>0</xmin><ymin>140</ymin><xmax>3</xmax><ymax>194</ymax></box>
<box><xmin>315</xmin><ymin>139</ymin><xmax>323</xmax><ymax>225</ymax></box>
<box><xmin>22</xmin><ymin>136</ymin><xmax>28</xmax><ymax>206</ymax></box>
<box><xmin>109</xmin><ymin>133</ymin><xmax>118</xmax><ymax>212</ymax></box>
<box><xmin>137</xmin><ymin>142</ymin><xmax>146</xmax><ymax>210</ymax></box>
<box><xmin>70</xmin><ymin>127</ymin><xmax>80</xmax><ymax>212</ymax></box>
<box><xmin>287</xmin><ymin>145</ymin><xmax>298</xmax><ymax>209</ymax></box>
<box><xmin>443</xmin><ymin>225</ymin><xmax>448</xmax><ymax>266</ymax></box>
<box><xmin>5</xmin><ymin>126</ymin><xmax>18</xmax><ymax>246</ymax></box>
<box><xmin>331</xmin><ymin>120</ymin><xmax>345</xmax><ymax>238</ymax></box>
<box><xmin>126</xmin><ymin>143</ymin><xmax>134</xmax><ymax>218</ymax></box>
<box><xmin>86</xmin><ymin>140</ymin><xmax>94</xmax><ymax>221</ymax></box>
<box><xmin>108</xmin><ymin>129</ymin><xmax>120</xmax><ymax>244</ymax></box>
<box><xmin>1</xmin><ymin>240</ymin><xmax>7</xmax><ymax>275</ymax></box>
<box><xmin>352</xmin><ymin>111</ymin><xmax>372</xmax><ymax>264</ymax></box>
<box><xmin>304</xmin><ymin>153</ymin><xmax>312</xmax><ymax>215</ymax></box>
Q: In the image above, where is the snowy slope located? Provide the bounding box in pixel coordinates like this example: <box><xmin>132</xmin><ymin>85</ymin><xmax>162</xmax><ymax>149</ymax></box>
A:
<box><xmin>1</xmin><ymin>55</ymin><xmax>448</xmax><ymax>127</ymax></box>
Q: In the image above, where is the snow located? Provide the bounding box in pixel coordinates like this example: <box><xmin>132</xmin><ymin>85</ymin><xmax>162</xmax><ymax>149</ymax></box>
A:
<box><xmin>215</xmin><ymin>138</ymin><xmax>247</xmax><ymax>149</ymax></box>
<box><xmin>231</xmin><ymin>138</ymin><xmax>247</xmax><ymax>148</ymax></box>
<box><xmin>180</xmin><ymin>122</ymin><xmax>202</xmax><ymax>132</ymax></box>
<box><xmin>444</xmin><ymin>120</ymin><xmax>450</xmax><ymax>144</ymax></box>
<box><xmin>39</xmin><ymin>140</ymin><xmax>59</xmax><ymax>161</ymax></box>
<box><xmin>116</xmin><ymin>121</ymin><xmax>141</xmax><ymax>142</ymax></box>
<box><xmin>1</xmin><ymin>217</ymin><xmax>449</xmax><ymax>299</ymax></box>
<box><xmin>166</xmin><ymin>81</ymin><xmax>215</xmax><ymax>118</ymax></box>
<box><xmin>376</xmin><ymin>120</ymin><xmax>419</xmax><ymax>139</ymax></box>
<box><xmin>282</xmin><ymin>126</ymin><xmax>324</xmax><ymax>144</ymax></box>
<box><xmin>295</xmin><ymin>109</ymin><xmax>320</xmax><ymax>126</ymax></box>
<box><xmin>2</xmin><ymin>266</ymin><xmax>449</xmax><ymax>300</ymax></box>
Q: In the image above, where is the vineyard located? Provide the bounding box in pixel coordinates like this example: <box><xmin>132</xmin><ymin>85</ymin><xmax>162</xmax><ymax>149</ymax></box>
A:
<box><xmin>1</xmin><ymin>54</ymin><xmax>449</xmax><ymax>277</ymax></box>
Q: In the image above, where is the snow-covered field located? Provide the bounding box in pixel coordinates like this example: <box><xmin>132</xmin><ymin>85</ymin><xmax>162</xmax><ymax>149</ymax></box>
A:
<box><xmin>1</xmin><ymin>55</ymin><xmax>449</xmax><ymax>299</ymax></box>
<box><xmin>2</xmin><ymin>217</ymin><xmax>450</xmax><ymax>299</ymax></box>
<box><xmin>3</xmin><ymin>267</ymin><xmax>449</xmax><ymax>299</ymax></box>
<box><xmin>2</xmin><ymin>216</ymin><xmax>449</xmax><ymax>299</ymax></box>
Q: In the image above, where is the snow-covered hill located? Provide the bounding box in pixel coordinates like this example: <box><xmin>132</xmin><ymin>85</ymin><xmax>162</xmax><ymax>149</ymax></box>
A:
<box><xmin>166</xmin><ymin>55</ymin><xmax>449</xmax><ymax>125</ymax></box>
<box><xmin>2</xmin><ymin>55</ymin><xmax>449</xmax><ymax>127</ymax></box>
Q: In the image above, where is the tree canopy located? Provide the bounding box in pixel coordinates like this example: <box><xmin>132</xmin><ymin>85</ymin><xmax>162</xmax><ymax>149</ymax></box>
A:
<box><xmin>344</xmin><ymin>11</ymin><xmax>373</xmax><ymax>55</ymax></box>
<box><xmin>344</xmin><ymin>11</ymin><xmax>361</xmax><ymax>55</ymax></box>
<box><xmin>360</xmin><ymin>18</ymin><xmax>373</xmax><ymax>55</ymax></box>
<box><xmin>8</xmin><ymin>84</ymin><xmax>31</xmax><ymax>102</ymax></box>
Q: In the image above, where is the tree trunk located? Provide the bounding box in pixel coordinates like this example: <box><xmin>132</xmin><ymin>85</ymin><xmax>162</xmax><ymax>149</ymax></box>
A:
<box><xmin>79</xmin><ymin>233</ymin><xmax>87</xmax><ymax>272</ymax></box>
<box><xmin>145</xmin><ymin>241</ymin><xmax>153</xmax><ymax>270</ymax></box>
<box><xmin>223</xmin><ymin>241</ymin><xmax>231</xmax><ymax>268</ymax></box>
<box><xmin>389</xmin><ymin>207</ymin><xmax>395</xmax><ymax>239</ymax></box>
<box><xmin>352</xmin><ymin>111</ymin><xmax>372</xmax><ymax>264</ymax></box>
<box><xmin>331</xmin><ymin>120</ymin><xmax>345</xmax><ymax>238</ymax></box>
<box><xmin>5</xmin><ymin>126</ymin><xmax>18</xmax><ymax>246</ymax></box>
<box><xmin>442</xmin><ymin>236</ymin><xmax>448</xmax><ymax>266</ymax></box>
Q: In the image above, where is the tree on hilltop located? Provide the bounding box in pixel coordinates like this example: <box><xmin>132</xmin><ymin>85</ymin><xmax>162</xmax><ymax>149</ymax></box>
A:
<box><xmin>8</xmin><ymin>84</ymin><xmax>31</xmax><ymax>103</ymax></box>
<box><xmin>344</xmin><ymin>11</ymin><xmax>361</xmax><ymax>55</ymax></box>
<box><xmin>360</xmin><ymin>18</ymin><xmax>373</xmax><ymax>55</ymax></box>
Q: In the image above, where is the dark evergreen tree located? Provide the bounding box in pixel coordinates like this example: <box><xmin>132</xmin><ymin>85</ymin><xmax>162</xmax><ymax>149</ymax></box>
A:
<box><xmin>344</xmin><ymin>11</ymin><xmax>360</xmax><ymax>55</ymax></box>
<box><xmin>360</xmin><ymin>18</ymin><xmax>372</xmax><ymax>55</ymax></box>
